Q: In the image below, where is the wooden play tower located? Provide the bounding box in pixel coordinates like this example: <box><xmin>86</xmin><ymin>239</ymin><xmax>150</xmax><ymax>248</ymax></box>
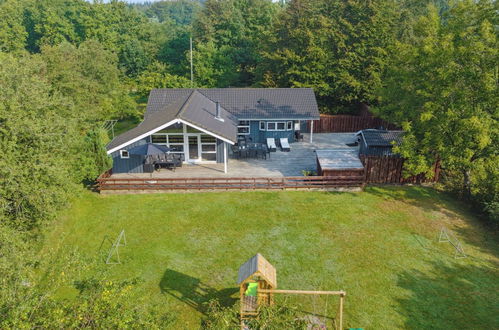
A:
<box><xmin>237</xmin><ymin>253</ymin><xmax>277</xmax><ymax>322</ymax></box>
<box><xmin>237</xmin><ymin>253</ymin><xmax>346</xmax><ymax>329</ymax></box>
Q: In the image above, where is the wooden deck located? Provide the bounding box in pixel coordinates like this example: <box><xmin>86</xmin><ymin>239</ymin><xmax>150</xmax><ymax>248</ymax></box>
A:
<box><xmin>110</xmin><ymin>133</ymin><xmax>358</xmax><ymax>179</ymax></box>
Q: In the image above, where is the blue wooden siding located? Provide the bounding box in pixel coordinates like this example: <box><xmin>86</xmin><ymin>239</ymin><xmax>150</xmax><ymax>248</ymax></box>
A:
<box><xmin>111</xmin><ymin>138</ymin><xmax>148</xmax><ymax>174</ymax></box>
<box><xmin>243</xmin><ymin>121</ymin><xmax>296</xmax><ymax>144</ymax></box>
<box><xmin>300</xmin><ymin>120</ymin><xmax>309</xmax><ymax>133</ymax></box>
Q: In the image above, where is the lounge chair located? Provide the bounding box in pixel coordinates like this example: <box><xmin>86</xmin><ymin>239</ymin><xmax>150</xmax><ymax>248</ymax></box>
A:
<box><xmin>280</xmin><ymin>138</ymin><xmax>290</xmax><ymax>152</ymax></box>
<box><xmin>266</xmin><ymin>138</ymin><xmax>277</xmax><ymax>152</ymax></box>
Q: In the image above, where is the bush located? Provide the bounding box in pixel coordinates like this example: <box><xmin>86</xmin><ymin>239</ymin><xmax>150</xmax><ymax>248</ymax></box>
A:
<box><xmin>203</xmin><ymin>299</ymin><xmax>309</xmax><ymax>330</ymax></box>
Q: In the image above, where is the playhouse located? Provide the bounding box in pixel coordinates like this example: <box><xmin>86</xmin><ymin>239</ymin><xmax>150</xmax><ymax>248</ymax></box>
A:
<box><xmin>237</xmin><ymin>253</ymin><xmax>346</xmax><ymax>329</ymax></box>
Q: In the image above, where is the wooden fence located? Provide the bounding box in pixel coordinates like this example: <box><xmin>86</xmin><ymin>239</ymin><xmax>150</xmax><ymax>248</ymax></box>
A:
<box><xmin>362</xmin><ymin>156</ymin><xmax>440</xmax><ymax>184</ymax></box>
<box><xmin>307</xmin><ymin>114</ymin><xmax>398</xmax><ymax>133</ymax></box>
<box><xmin>96</xmin><ymin>174</ymin><xmax>365</xmax><ymax>192</ymax></box>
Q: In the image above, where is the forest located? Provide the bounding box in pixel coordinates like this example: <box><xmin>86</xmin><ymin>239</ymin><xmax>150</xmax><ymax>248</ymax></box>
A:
<box><xmin>0</xmin><ymin>0</ymin><xmax>497</xmax><ymax>327</ymax></box>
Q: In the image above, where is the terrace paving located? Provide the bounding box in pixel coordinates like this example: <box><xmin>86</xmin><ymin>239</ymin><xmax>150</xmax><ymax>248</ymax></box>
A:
<box><xmin>110</xmin><ymin>133</ymin><xmax>359</xmax><ymax>178</ymax></box>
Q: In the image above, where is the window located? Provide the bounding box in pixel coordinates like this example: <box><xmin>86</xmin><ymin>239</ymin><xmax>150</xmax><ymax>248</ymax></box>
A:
<box><xmin>259</xmin><ymin>121</ymin><xmax>266</xmax><ymax>131</ymax></box>
<box><xmin>169</xmin><ymin>145</ymin><xmax>184</xmax><ymax>152</ymax></box>
<box><xmin>287</xmin><ymin>121</ymin><xmax>293</xmax><ymax>130</ymax></box>
<box><xmin>237</xmin><ymin>120</ymin><xmax>250</xmax><ymax>135</ymax></box>
<box><xmin>120</xmin><ymin>150</ymin><xmax>129</xmax><ymax>159</ymax></box>
<box><xmin>267</xmin><ymin>122</ymin><xmax>287</xmax><ymax>131</ymax></box>
<box><xmin>202</xmin><ymin>144</ymin><xmax>216</xmax><ymax>152</ymax></box>
<box><xmin>151</xmin><ymin>135</ymin><xmax>167</xmax><ymax>144</ymax></box>
<box><xmin>150</xmin><ymin>134</ymin><xmax>185</xmax><ymax>157</ymax></box>
<box><xmin>157</xmin><ymin>123</ymin><xmax>183</xmax><ymax>133</ymax></box>
<box><xmin>200</xmin><ymin>134</ymin><xmax>217</xmax><ymax>161</ymax></box>
<box><xmin>201</xmin><ymin>135</ymin><xmax>216</xmax><ymax>143</ymax></box>
<box><xmin>186</xmin><ymin>126</ymin><xmax>202</xmax><ymax>133</ymax></box>
<box><xmin>168</xmin><ymin>135</ymin><xmax>184</xmax><ymax>144</ymax></box>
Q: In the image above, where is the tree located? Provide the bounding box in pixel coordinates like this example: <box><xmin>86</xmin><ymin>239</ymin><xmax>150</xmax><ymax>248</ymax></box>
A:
<box><xmin>0</xmin><ymin>53</ymin><xmax>76</xmax><ymax>228</ymax></box>
<box><xmin>142</xmin><ymin>0</ymin><xmax>203</xmax><ymax>25</ymax></box>
<box><xmin>157</xmin><ymin>28</ymin><xmax>191</xmax><ymax>76</ymax></box>
<box><xmin>119</xmin><ymin>38</ymin><xmax>152</xmax><ymax>77</ymax></box>
<box><xmin>193</xmin><ymin>0</ymin><xmax>280</xmax><ymax>87</ymax></box>
<box><xmin>258</xmin><ymin>0</ymin><xmax>396</xmax><ymax>113</ymax></box>
<box><xmin>377</xmin><ymin>1</ymin><xmax>498</xmax><ymax>212</ymax></box>
<box><xmin>41</xmin><ymin>40</ymin><xmax>135</xmax><ymax>123</ymax></box>
<box><xmin>0</xmin><ymin>0</ymin><xmax>28</xmax><ymax>53</ymax></box>
<box><xmin>135</xmin><ymin>61</ymin><xmax>192</xmax><ymax>98</ymax></box>
<box><xmin>192</xmin><ymin>41</ymin><xmax>239</xmax><ymax>88</ymax></box>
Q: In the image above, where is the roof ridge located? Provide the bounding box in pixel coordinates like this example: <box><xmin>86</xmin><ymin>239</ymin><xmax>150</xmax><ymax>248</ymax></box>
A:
<box><xmin>176</xmin><ymin>90</ymin><xmax>197</xmax><ymax>117</ymax></box>
<box><xmin>196</xmin><ymin>89</ymin><xmax>224</xmax><ymax>107</ymax></box>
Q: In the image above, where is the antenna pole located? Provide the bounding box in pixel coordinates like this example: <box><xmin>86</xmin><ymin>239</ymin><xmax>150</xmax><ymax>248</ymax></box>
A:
<box><xmin>190</xmin><ymin>36</ymin><xmax>193</xmax><ymax>87</ymax></box>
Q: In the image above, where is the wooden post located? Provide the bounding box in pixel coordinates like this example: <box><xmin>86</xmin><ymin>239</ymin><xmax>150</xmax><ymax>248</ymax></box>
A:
<box><xmin>310</xmin><ymin>120</ymin><xmax>314</xmax><ymax>143</ymax></box>
<box><xmin>338</xmin><ymin>293</ymin><xmax>344</xmax><ymax>330</ymax></box>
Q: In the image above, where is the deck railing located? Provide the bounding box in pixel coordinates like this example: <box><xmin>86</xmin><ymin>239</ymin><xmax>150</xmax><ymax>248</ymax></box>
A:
<box><xmin>96</xmin><ymin>175</ymin><xmax>364</xmax><ymax>192</ymax></box>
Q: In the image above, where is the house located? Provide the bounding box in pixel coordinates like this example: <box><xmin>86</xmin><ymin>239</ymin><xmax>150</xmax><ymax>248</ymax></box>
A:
<box><xmin>106</xmin><ymin>88</ymin><xmax>320</xmax><ymax>174</ymax></box>
<box><xmin>356</xmin><ymin>129</ymin><xmax>404</xmax><ymax>157</ymax></box>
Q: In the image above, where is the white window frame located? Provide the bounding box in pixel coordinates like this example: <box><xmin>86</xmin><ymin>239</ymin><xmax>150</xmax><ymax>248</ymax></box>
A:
<box><xmin>150</xmin><ymin>133</ymin><xmax>185</xmax><ymax>156</ymax></box>
<box><xmin>200</xmin><ymin>135</ymin><xmax>217</xmax><ymax>160</ymax></box>
<box><xmin>120</xmin><ymin>150</ymin><xmax>130</xmax><ymax>159</ymax></box>
<box><xmin>267</xmin><ymin>121</ymin><xmax>286</xmax><ymax>131</ymax></box>
<box><xmin>259</xmin><ymin>121</ymin><xmax>266</xmax><ymax>131</ymax></box>
<box><xmin>237</xmin><ymin>120</ymin><xmax>251</xmax><ymax>135</ymax></box>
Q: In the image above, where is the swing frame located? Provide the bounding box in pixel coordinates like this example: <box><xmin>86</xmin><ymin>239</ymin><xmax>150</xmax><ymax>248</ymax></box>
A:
<box><xmin>237</xmin><ymin>254</ymin><xmax>346</xmax><ymax>329</ymax></box>
<box><xmin>105</xmin><ymin>229</ymin><xmax>127</xmax><ymax>264</ymax></box>
<box><xmin>258</xmin><ymin>289</ymin><xmax>346</xmax><ymax>330</ymax></box>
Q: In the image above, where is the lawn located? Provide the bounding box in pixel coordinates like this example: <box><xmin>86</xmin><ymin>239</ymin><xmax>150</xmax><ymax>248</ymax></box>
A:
<box><xmin>38</xmin><ymin>187</ymin><xmax>499</xmax><ymax>329</ymax></box>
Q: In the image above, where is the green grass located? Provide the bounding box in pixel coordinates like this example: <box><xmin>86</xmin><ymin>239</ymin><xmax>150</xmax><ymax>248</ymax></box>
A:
<box><xmin>39</xmin><ymin>187</ymin><xmax>499</xmax><ymax>329</ymax></box>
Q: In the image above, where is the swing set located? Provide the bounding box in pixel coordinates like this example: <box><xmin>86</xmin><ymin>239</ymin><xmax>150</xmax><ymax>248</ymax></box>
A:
<box><xmin>237</xmin><ymin>254</ymin><xmax>346</xmax><ymax>329</ymax></box>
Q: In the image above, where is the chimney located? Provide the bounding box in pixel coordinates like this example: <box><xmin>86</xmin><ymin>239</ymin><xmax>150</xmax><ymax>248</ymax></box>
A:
<box><xmin>215</xmin><ymin>101</ymin><xmax>221</xmax><ymax>119</ymax></box>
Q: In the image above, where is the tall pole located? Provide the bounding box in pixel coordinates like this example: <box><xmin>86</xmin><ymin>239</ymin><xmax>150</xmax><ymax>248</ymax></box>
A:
<box><xmin>190</xmin><ymin>36</ymin><xmax>193</xmax><ymax>87</ymax></box>
<box><xmin>310</xmin><ymin>120</ymin><xmax>314</xmax><ymax>143</ymax></box>
<box><xmin>224</xmin><ymin>143</ymin><xmax>228</xmax><ymax>174</ymax></box>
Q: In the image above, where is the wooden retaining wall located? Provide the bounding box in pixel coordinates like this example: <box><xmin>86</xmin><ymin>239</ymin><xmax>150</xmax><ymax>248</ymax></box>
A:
<box><xmin>308</xmin><ymin>114</ymin><xmax>398</xmax><ymax>133</ymax></box>
<box><xmin>96</xmin><ymin>175</ymin><xmax>365</xmax><ymax>192</ymax></box>
<box><xmin>361</xmin><ymin>156</ymin><xmax>440</xmax><ymax>184</ymax></box>
<box><xmin>96</xmin><ymin>155</ymin><xmax>440</xmax><ymax>192</ymax></box>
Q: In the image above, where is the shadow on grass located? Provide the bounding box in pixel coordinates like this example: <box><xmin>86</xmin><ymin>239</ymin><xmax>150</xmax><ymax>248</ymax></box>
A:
<box><xmin>159</xmin><ymin>269</ymin><xmax>238</xmax><ymax>314</ymax></box>
<box><xmin>365</xmin><ymin>185</ymin><xmax>447</xmax><ymax>214</ymax></box>
<box><xmin>367</xmin><ymin>186</ymin><xmax>499</xmax><ymax>259</ymax></box>
<box><xmin>396</xmin><ymin>260</ymin><xmax>499</xmax><ymax>329</ymax></box>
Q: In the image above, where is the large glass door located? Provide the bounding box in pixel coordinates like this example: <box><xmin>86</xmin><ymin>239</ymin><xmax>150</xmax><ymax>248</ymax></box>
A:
<box><xmin>187</xmin><ymin>135</ymin><xmax>200</xmax><ymax>162</ymax></box>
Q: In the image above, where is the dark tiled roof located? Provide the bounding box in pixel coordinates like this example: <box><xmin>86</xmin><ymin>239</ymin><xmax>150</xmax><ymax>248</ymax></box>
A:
<box><xmin>178</xmin><ymin>90</ymin><xmax>238</xmax><ymax>142</ymax></box>
<box><xmin>145</xmin><ymin>88</ymin><xmax>320</xmax><ymax>120</ymax></box>
<box><xmin>107</xmin><ymin>91</ymin><xmax>238</xmax><ymax>152</ymax></box>
<box><xmin>360</xmin><ymin>129</ymin><xmax>404</xmax><ymax>147</ymax></box>
<box><xmin>107</xmin><ymin>94</ymin><xmax>189</xmax><ymax>152</ymax></box>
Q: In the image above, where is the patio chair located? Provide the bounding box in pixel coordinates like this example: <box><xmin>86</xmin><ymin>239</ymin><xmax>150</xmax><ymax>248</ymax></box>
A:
<box><xmin>294</xmin><ymin>131</ymin><xmax>304</xmax><ymax>142</ymax></box>
<box><xmin>239</xmin><ymin>147</ymin><xmax>249</xmax><ymax>159</ymax></box>
<box><xmin>231</xmin><ymin>145</ymin><xmax>241</xmax><ymax>158</ymax></box>
<box><xmin>280</xmin><ymin>138</ymin><xmax>291</xmax><ymax>152</ymax></box>
<box><xmin>256</xmin><ymin>146</ymin><xmax>267</xmax><ymax>160</ymax></box>
<box><xmin>266</xmin><ymin>138</ymin><xmax>277</xmax><ymax>152</ymax></box>
<box><xmin>174</xmin><ymin>154</ymin><xmax>182</xmax><ymax>167</ymax></box>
